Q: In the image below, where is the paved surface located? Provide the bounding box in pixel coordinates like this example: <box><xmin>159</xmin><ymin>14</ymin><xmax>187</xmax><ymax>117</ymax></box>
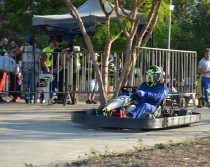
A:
<box><xmin>0</xmin><ymin>102</ymin><xmax>209</xmax><ymax>167</ymax></box>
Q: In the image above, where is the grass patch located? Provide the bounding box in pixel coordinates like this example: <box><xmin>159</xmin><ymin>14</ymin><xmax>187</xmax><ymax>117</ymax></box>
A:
<box><xmin>133</xmin><ymin>139</ymin><xmax>147</xmax><ymax>152</ymax></box>
<box><xmin>154</xmin><ymin>143</ymin><xmax>169</xmax><ymax>149</ymax></box>
<box><xmin>24</xmin><ymin>163</ymin><xmax>33</xmax><ymax>167</ymax></box>
<box><xmin>120</xmin><ymin>157</ymin><xmax>133</xmax><ymax>164</ymax></box>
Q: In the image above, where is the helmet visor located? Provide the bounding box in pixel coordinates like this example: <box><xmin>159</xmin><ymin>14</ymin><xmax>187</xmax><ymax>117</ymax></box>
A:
<box><xmin>146</xmin><ymin>74</ymin><xmax>159</xmax><ymax>83</ymax></box>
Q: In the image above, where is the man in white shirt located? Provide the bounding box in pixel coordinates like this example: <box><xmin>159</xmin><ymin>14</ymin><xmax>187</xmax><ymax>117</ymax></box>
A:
<box><xmin>198</xmin><ymin>48</ymin><xmax>210</xmax><ymax>107</ymax></box>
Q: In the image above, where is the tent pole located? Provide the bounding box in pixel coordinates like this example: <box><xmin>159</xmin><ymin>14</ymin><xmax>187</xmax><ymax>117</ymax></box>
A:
<box><xmin>32</xmin><ymin>26</ymin><xmax>36</xmax><ymax>103</ymax></box>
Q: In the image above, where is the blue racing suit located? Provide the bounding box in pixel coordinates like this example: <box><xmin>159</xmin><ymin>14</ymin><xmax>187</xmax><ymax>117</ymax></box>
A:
<box><xmin>127</xmin><ymin>82</ymin><xmax>169</xmax><ymax>118</ymax></box>
<box><xmin>201</xmin><ymin>76</ymin><xmax>210</xmax><ymax>104</ymax></box>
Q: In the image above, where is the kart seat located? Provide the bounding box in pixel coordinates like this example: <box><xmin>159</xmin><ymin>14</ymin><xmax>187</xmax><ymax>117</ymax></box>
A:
<box><xmin>153</xmin><ymin>98</ymin><xmax>167</xmax><ymax>118</ymax></box>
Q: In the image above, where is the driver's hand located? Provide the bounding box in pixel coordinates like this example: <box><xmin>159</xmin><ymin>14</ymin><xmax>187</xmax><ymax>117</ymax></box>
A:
<box><xmin>131</xmin><ymin>93</ymin><xmax>139</xmax><ymax>100</ymax></box>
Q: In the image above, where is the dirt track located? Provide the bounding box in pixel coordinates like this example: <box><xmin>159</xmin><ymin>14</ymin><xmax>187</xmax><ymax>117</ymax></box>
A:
<box><xmin>69</xmin><ymin>136</ymin><xmax>210</xmax><ymax>167</ymax></box>
<box><xmin>0</xmin><ymin>102</ymin><xmax>209</xmax><ymax>167</ymax></box>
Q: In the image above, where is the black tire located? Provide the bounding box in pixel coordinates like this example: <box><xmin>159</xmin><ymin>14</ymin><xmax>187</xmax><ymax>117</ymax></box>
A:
<box><xmin>202</xmin><ymin>99</ymin><xmax>207</xmax><ymax>107</ymax></box>
<box><xmin>179</xmin><ymin>98</ymin><xmax>186</xmax><ymax>108</ymax></box>
<box><xmin>86</xmin><ymin>108</ymin><xmax>96</xmax><ymax>115</ymax></box>
<box><xmin>197</xmin><ymin>98</ymin><xmax>203</xmax><ymax>108</ymax></box>
<box><xmin>185</xmin><ymin>97</ymin><xmax>190</xmax><ymax>108</ymax></box>
<box><xmin>177</xmin><ymin>109</ymin><xmax>192</xmax><ymax>116</ymax></box>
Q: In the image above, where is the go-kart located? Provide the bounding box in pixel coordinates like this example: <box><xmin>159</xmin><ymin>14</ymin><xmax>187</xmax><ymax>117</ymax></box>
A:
<box><xmin>71</xmin><ymin>87</ymin><xmax>201</xmax><ymax>130</ymax></box>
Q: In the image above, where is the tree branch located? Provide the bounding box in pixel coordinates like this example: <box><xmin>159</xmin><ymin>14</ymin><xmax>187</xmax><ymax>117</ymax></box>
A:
<box><xmin>61</xmin><ymin>0</ymin><xmax>107</xmax><ymax>104</ymax></box>
<box><xmin>114</xmin><ymin>0</ymin><xmax>129</xmax><ymax>38</ymax></box>
<box><xmin>141</xmin><ymin>0</ymin><xmax>162</xmax><ymax>47</ymax></box>
<box><xmin>136</xmin><ymin>0</ymin><xmax>158</xmax><ymax>45</ymax></box>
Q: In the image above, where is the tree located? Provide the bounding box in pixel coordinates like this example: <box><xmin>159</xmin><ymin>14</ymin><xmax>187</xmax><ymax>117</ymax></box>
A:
<box><xmin>172</xmin><ymin>0</ymin><xmax>210</xmax><ymax>59</ymax></box>
<box><xmin>113</xmin><ymin>0</ymin><xmax>163</xmax><ymax>97</ymax></box>
<box><xmin>98</xmin><ymin>0</ymin><xmax>122</xmax><ymax>96</ymax></box>
<box><xmin>153</xmin><ymin>0</ymin><xmax>210</xmax><ymax>60</ymax></box>
<box><xmin>61</xmin><ymin>0</ymin><xmax>107</xmax><ymax>104</ymax></box>
<box><xmin>0</xmin><ymin>0</ymin><xmax>86</xmax><ymax>41</ymax></box>
<box><xmin>61</xmin><ymin>0</ymin><xmax>165</xmax><ymax>104</ymax></box>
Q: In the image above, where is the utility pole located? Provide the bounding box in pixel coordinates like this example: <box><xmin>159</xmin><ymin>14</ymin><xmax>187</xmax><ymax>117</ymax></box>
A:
<box><xmin>167</xmin><ymin>0</ymin><xmax>174</xmax><ymax>88</ymax></box>
<box><xmin>168</xmin><ymin>0</ymin><xmax>174</xmax><ymax>49</ymax></box>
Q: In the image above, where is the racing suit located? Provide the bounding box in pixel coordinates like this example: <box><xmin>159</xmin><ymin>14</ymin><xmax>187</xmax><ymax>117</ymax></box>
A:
<box><xmin>198</xmin><ymin>57</ymin><xmax>210</xmax><ymax>104</ymax></box>
<box><xmin>127</xmin><ymin>82</ymin><xmax>169</xmax><ymax>118</ymax></box>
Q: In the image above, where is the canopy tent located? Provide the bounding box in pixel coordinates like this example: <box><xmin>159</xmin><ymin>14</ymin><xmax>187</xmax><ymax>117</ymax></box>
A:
<box><xmin>32</xmin><ymin>0</ymin><xmax>146</xmax><ymax>36</ymax></box>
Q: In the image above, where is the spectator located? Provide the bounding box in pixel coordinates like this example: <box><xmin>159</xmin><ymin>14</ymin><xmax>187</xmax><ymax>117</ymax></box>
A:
<box><xmin>41</xmin><ymin>38</ymin><xmax>55</xmax><ymax>74</ymax></box>
<box><xmin>64</xmin><ymin>36</ymin><xmax>79</xmax><ymax>104</ymax></box>
<box><xmin>9</xmin><ymin>40</ymin><xmax>22</xmax><ymax>102</ymax></box>
<box><xmin>38</xmin><ymin>38</ymin><xmax>56</xmax><ymax>103</ymax></box>
<box><xmin>86</xmin><ymin>58</ymin><xmax>98</xmax><ymax>104</ymax></box>
<box><xmin>56</xmin><ymin>35</ymin><xmax>79</xmax><ymax>104</ymax></box>
<box><xmin>52</xmin><ymin>35</ymin><xmax>64</xmax><ymax>103</ymax></box>
<box><xmin>197</xmin><ymin>48</ymin><xmax>210</xmax><ymax>107</ymax></box>
<box><xmin>0</xmin><ymin>37</ymin><xmax>8</xmax><ymax>102</ymax></box>
<box><xmin>17</xmin><ymin>36</ymin><xmax>41</xmax><ymax>103</ymax></box>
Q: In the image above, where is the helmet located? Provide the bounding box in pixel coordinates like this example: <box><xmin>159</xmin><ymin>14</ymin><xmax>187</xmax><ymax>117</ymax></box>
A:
<box><xmin>145</xmin><ymin>65</ymin><xmax>162</xmax><ymax>87</ymax></box>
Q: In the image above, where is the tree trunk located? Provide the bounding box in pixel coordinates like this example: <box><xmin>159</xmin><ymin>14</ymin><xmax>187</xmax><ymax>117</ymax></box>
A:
<box><xmin>102</xmin><ymin>40</ymin><xmax>112</xmax><ymax>96</ymax></box>
<box><xmin>62</xmin><ymin>0</ymin><xmax>107</xmax><ymax>105</ymax></box>
<box><xmin>129</xmin><ymin>0</ymin><xmax>163</xmax><ymax>87</ymax></box>
<box><xmin>113</xmin><ymin>38</ymin><xmax>133</xmax><ymax>98</ymax></box>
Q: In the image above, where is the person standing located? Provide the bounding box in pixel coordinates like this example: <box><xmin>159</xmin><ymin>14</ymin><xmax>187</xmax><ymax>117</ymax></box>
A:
<box><xmin>86</xmin><ymin>58</ymin><xmax>98</xmax><ymax>104</ymax></box>
<box><xmin>9</xmin><ymin>40</ymin><xmax>22</xmax><ymax>102</ymax></box>
<box><xmin>56</xmin><ymin>35</ymin><xmax>78</xmax><ymax>104</ymax></box>
<box><xmin>197</xmin><ymin>48</ymin><xmax>210</xmax><ymax>107</ymax></box>
<box><xmin>0</xmin><ymin>37</ymin><xmax>8</xmax><ymax>102</ymax></box>
<box><xmin>41</xmin><ymin>38</ymin><xmax>55</xmax><ymax>74</ymax></box>
<box><xmin>63</xmin><ymin>36</ymin><xmax>79</xmax><ymax>104</ymax></box>
<box><xmin>40</xmin><ymin>38</ymin><xmax>56</xmax><ymax>103</ymax></box>
<box><xmin>17</xmin><ymin>36</ymin><xmax>41</xmax><ymax>103</ymax></box>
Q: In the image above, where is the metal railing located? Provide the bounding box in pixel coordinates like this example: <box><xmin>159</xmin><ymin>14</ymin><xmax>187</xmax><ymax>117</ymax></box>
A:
<box><xmin>0</xmin><ymin>47</ymin><xmax>197</xmax><ymax>107</ymax></box>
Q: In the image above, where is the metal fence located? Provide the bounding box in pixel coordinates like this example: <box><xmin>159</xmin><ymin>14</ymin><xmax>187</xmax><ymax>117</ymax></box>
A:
<box><xmin>0</xmin><ymin>47</ymin><xmax>197</xmax><ymax>107</ymax></box>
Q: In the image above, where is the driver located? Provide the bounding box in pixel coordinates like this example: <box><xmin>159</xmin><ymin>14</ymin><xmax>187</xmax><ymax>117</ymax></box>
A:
<box><xmin>127</xmin><ymin>65</ymin><xmax>169</xmax><ymax>118</ymax></box>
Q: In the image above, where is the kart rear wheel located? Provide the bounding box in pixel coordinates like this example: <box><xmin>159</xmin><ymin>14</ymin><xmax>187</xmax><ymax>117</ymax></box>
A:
<box><xmin>179</xmin><ymin>98</ymin><xmax>186</xmax><ymax>108</ymax></box>
<box><xmin>177</xmin><ymin>109</ymin><xmax>192</xmax><ymax>116</ymax></box>
<box><xmin>178</xmin><ymin>109</ymin><xmax>192</xmax><ymax>127</ymax></box>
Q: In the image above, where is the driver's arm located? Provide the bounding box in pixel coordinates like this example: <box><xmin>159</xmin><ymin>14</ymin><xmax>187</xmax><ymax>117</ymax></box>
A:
<box><xmin>145</xmin><ymin>87</ymin><xmax>169</xmax><ymax>102</ymax></box>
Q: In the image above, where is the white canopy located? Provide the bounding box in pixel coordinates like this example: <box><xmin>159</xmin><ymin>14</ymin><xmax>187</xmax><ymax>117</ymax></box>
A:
<box><xmin>32</xmin><ymin>0</ymin><xmax>146</xmax><ymax>35</ymax></box>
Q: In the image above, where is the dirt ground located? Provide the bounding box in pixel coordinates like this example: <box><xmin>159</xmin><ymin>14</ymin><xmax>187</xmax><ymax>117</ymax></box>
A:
<box><xmin>62</xmin><ymin>136</ymin><xmax>210</xmax><ymax>167</ymax></box>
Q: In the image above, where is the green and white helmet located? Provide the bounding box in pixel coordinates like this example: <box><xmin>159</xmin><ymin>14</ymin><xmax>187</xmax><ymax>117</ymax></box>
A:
<box><xmin>145</xmin><ymin>65</ymin><xmax>163</xmax><ymax>87</ymax></box>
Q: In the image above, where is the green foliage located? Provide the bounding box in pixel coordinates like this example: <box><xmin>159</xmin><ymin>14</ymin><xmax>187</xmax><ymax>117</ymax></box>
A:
<box><xmin>90</xmin><ymin>21</ymin><xmax>122</xmax><ymax>50</ymax></box>
<box><xmin>85</xmin><ymin>146</ymin><xmax>116</xmax><ymax>162</ymax></box>
<box><xmin>24</xmin><ymin>163</ymin><xmax>33</xmax><ymax>167</ymax></box>
<box><xmin>1</xmin><ymin>0</ymin><xmax>209</xmax><ymax>60</ymax></box>
<box><xmin>122</xmin><ymin>16</ymin><xmax>132</xmax><ymax>31</ymax></box>
<box><xmin>133</xmin><ymin>139</ymin><xmax>147</xmax><ymax>152</ymax></box>
<box><xmin>171</xmin><ymin>0</ymin><xmax>210</xmax><ymax>59</ymax></box>
<box><xmin>110</xmin><ymin>22</ymin><xmax>122</xmax><ymax>39</ymax></box>
<box><xmin>120</xmin><ymin>157</ymin><xmax>133</xmax><ymax>164</ymax></box>
<box><xmin>92</xmin><ymin>22</ymin><xmax>107</xmax><ymax>45</ymax></box>
<box><xmin>112</xmin><ymin>36</ymin><xmax>127</xmax><ymax>51</ymax></box>
<box><xmin>51</xmin><ymin>165</ymin><xmax>60</xmax><ymax>167</ymax></box>
<box><xmin>152</xmin><ymin>0</ymin><xmax>210</xmax><ymax>60</ymax></box>
<box><xmin>37</xmin><ymin>35</ymin><xmax>49</xmax><ymax>49</ymax></box>
<box><xmin>0</xmin><ymin>0</ymin><xmax>87</xmax><ymax>44</ymax></box>
<box><xmin>154</xmin><ymin>143</ymin><xmax>169</xmax><ymax>149</ymax></box>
